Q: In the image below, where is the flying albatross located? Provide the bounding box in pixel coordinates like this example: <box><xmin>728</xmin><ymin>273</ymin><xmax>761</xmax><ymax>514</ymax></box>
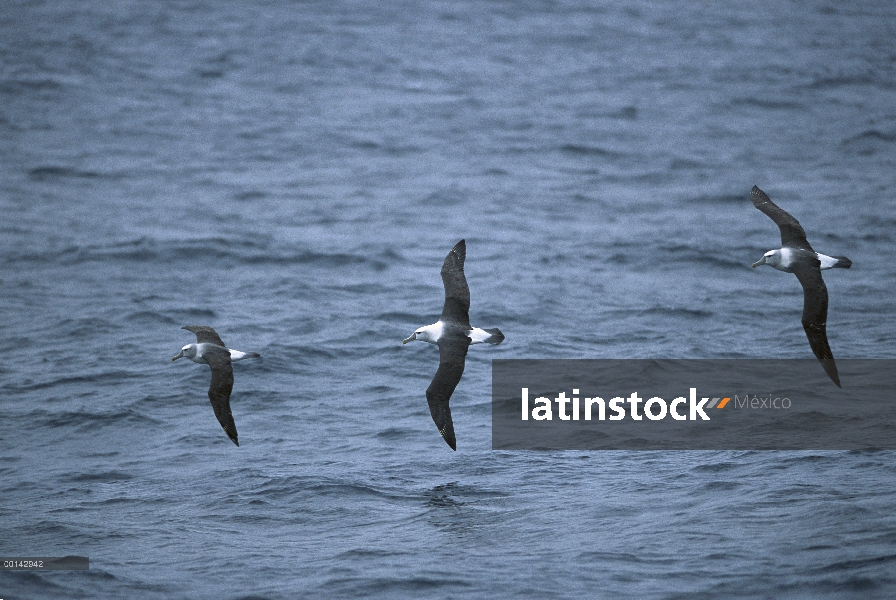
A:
<box><xmin>403</xmin><ymin>240</ymin><xmax>505</xmax><ymax>450</ymax></box>
<box><xmin>172</xmin><ymin>325</ymin><xmax>260</xmax><ymax>445</ymax></box>
<box><xmin>749</xmin><ymin>185</ymin><xmax>851</xmax><ymax>387</ymax></box>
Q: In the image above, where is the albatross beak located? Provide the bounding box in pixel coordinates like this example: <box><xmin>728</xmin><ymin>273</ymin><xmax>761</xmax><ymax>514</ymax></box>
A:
<box><xmin>751</xmin><ymin>256</ymin><xmax>766</xmax><ymax>269</ymax></box>
<box><xmin>402</xmin><ymin>333</ymin><xmax>417</xmax><ymax>344</ymax></box>
<box><xmin>172</xmin><ymin>350</ymin><xmax>184</xmax><ymax>361</ymax></box>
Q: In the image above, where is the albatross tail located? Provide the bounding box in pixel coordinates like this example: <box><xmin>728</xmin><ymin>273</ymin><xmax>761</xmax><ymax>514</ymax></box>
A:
<box><xmin>818</xmin><ymin>253</ymin><xmax>852</xmax><ymax>269</ymax></box>
<box><xmin>481</xmin><ymin>328</ymin><xmax>505</xmax><ymax>345</ymax></box>
<box><xmin>229</xmin><ymin>350</ymin><xmax>261</xmax><ymax>361</ymax></box>
<box><xmin>468</xmin><ymin>327</ymin><xmax>505</xmax><ymax>345</ymax></box>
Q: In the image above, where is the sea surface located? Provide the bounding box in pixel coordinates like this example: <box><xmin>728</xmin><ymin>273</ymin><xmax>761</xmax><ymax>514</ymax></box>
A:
<box><xmin>2</xmin><ymin>1</ymin><xmax>896</xmax><ymax>598</ymax></box>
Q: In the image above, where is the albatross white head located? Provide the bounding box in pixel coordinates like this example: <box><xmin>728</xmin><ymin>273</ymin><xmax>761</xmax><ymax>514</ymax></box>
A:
<box><xmin>172</xmin><ymin>344</ymin><xmax>200</xmax><ymax>362</ymax></box>
<box><xmin>752</xmin><ymin>249</ymin><xmax>786</xmax><ymax>270</ymax></box>
<box><xmin>402</xmin><ymin>322</ymin><xmax>444</xmax><ymax>345</ymax></box>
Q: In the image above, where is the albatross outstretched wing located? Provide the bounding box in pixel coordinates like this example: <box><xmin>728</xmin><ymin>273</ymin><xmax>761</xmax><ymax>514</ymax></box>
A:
<box><xmin>202</xmin><ymin>345</ymin><xmax>239</xmax><ymax>445</ymax></box>
<box><xmin>425</xmin><ymin>335</ymin><xmax>471</xmax><ymax>450</ymax></box>
<box><xmin>183</xmin><ymin>325</ymin><xmax>226</xmax><ymax>347</ymax></box>
<box><xmin>792</xmin><ymin>259</ymin><xmax>841</xmax><ymax>388</ymax></box>
<box><xmin>750</xmin><ymin>186</ymin><xmax>814</xmax><ymax>252</ymax></box>
<box><xmin>440</xmin><ymin>240</ymin><xmax>471</xmax><ymax>329</ymax></box>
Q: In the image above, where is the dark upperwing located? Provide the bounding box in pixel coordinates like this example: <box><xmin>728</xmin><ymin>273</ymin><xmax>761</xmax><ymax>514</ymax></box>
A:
<box><xmin>202</xmin><ymin>345</ymin><xmax>239</xmax><ymax>445</ymax></box>
<box><xmin>183</xmin><ymin>325</ymin><xmax>226</xmax><ymax>347</ymax></box>
<box><xmin>439</xmin><ymin>240</ymin><xmax>471</xmax><ymax>329</ymax></box>
<box><xmin>792</xmin><ymin>258</ymin><xmax>841</xmax><ymax>388</ymax></box>
<box><xmin>425</xmin><ymin>335</ymin><xmax>471</xmax><ymax>450</ymax></box>
<box><xmin>750</xmin><ymin>186</ymin><xmax>814</xmax><ymax>252</ymax></box>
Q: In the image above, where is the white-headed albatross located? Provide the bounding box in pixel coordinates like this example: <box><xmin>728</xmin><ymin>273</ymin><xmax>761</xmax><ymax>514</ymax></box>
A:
<box><xmin>403</xmin><ymin>240</ymin><xmax>505</xmax><ymax>450</ymax></box>
<box><xmin>172</xmin><ymin>325</ymin><xmax>260</xmax><ymax>446</ymax></box>
<box><xmin>749</xmin><ymin>186</ymin><xmax>851</xmax><ymax>387</ymax></box>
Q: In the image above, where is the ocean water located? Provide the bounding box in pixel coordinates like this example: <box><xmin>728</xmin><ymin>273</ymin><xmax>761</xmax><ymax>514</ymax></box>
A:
<box><xmin>2</xmin><ymin>0</ymin><xmax>896</xmax><ymax>598</ymax></box>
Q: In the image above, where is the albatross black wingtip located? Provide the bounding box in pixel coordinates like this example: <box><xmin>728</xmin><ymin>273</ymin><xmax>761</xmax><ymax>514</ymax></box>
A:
<box><xmin>819</xmin><ymin>359</ymin><xmax>842</xmax><ymax>388</ymax></box>
<box><xmin>450</xmin><ymin>239</ymin><xmax>466</xmax><ymax>260</ymax></box>
<box><xmin>222</xmin><ymin>423</ymin><xmax>240</xmax><ymax>446</ymax></box>
<box><xmin>750</xmin><ymin>185</ymin><xmax>770</xmax><ymax>206</ymax></box>
<box><xmin>439</xmin><ymin>426</ymin><xmax>457</xmax><ymax>451</ymax></box>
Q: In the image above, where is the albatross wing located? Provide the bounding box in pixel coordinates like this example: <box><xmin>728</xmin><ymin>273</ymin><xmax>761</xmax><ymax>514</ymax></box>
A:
<box><xmin>792</xmin><ymin>259</ymin><xmax>841</xmax><ymax>388</ymax></box>
<box><xmin>440</xmin><ymin>240</ymin><xmax>471</xmax><ymax>328</ymax></box>
<box><xmin>425</xmin><ymin>336</ymin><xmax>471</xmax><ymax>450</ymax></box>
<box><xmin>202</xmin><ymin>345</ymin><xmax>239</xmax><ymax>445</ymax></box>
<box><xmin>183</xmin><ymin>325</ymin><xmax>226</xmax><ymax>347</ymax></box>
<box><xmin>750</xmin><ymin>186</ymin><xmax>814</xmax><ymax>252</ymax></box>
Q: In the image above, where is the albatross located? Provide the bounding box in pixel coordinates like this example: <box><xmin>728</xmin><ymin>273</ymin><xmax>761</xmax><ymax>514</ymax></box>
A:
<box><xmin>403</xmin><ymin>240</ymin><xmax>505</xmax><ymax>450</ymax></box>
<box><xmin>172</xmin><ymin>325</ymin><xmax>260</xmax><ymax>445</ymax></box>
<box><xmin>749</xmin><ymin>185</ymin><xmax>851</xmax><ymax>387</ymax></box>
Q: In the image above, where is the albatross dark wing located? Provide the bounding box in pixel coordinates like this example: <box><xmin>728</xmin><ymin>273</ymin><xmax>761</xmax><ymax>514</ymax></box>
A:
<box><xmin>792</xmin><ymin>260</ymin><xmax>841</xmax><ymax>388</ymax></box>
<box><xmin>202</xmin><ymin>345</ymin><xmax>239</xmax><ymax>445</ymax></box>
<box><xmin>425</xmin><ymin>336</ymin><xmax>471</xmax><ymax>450</ymax></box>
<box><xmin>183</xmin><ymin>325</ymin><xmax>226</xmax><ymax>347</ymax></box>
<box><xmin>750</xmin><ymin>186</ymin><xmax>814</xmax><ymax>252</ymax></box>
<box><xmin>440</xmin><ymin>240</ymin><xmax>471</xmax><ymax>328</ymax></box>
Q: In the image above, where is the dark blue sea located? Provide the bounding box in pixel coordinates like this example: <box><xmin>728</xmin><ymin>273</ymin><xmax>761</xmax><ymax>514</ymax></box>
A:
<box><xmin>2</xmin><ymin>1</ymin><xmax>896</xmax><ymax>598</ymax></box>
